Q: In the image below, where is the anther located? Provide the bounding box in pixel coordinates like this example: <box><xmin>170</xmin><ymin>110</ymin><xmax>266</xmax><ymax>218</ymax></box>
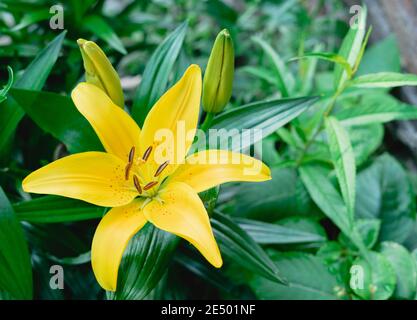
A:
<box><xmin>143</xmin><ymin>181</ymin><xmax>158</xmax><ymax>191</ymax></box>
<box><xmin>124</xmin><ymin>162</ymin><xmax>132</xmax><ymax>180</ymax></box>
<box><xmin>128</xmin><ymin>146</ymin><xmax>136</xmax><ymax>163</ymax></box>
<box><xmin>142</xmin><ymin>146</ymin><xmax>153</xmax><ymax>162</ymax></box>
<box><xmin>133</xmin><ymin>175</ymin><xmax>142</xmax><ymax>194</ymax></box>
<box><xmin>154</xmin><ymin>160</ymin><xmax>170</xmax><ymax>177</ymax></box>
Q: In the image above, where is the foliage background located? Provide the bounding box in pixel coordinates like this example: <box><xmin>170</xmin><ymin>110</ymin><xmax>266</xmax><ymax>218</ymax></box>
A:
<box><xmin>1</xmin><ymin>0</ymin><xmax>417</xmax><ymax>300</ymax></box>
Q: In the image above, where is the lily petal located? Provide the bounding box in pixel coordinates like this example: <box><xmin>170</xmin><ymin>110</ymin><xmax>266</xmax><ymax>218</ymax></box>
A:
<box><xmin>92</xmin><ymin>199</ymin><xmax>147</xmax><ymax>291</ymax></box>
<box><xmin>139</xmin><ymin>65</ymin><xmax>202</xmax><ymax>179</ymax></box>
<box><xmin>22</xmin><ymin>152</ymin><xmax>137</xmax><ymax>207</ymax></box>
<box><xmin>168</xmin><ymin>150</ymin><xmax>271</xmax><ymax>193</ymax></box>
<box><xmin>71</xmin><ymin>83</ymin><xmax>141</xmax><ymax>161</ymax></box>
<box><xmin>144</xmin><ymin>182</ymin><xmax>222</xmax><ymax>268</ymax></box>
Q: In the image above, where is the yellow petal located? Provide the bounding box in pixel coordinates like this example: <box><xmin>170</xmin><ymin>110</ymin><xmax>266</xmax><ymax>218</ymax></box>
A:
<box><xmin>144</xmin><ymin>182</ymin><xmax>222</xmax><ymax>268</ymax></box>
<box><xmin>168</xmin><ymin>150</ymin><xmax>271</xmax><ymax>193</ymax></box>
<box><xmin>139</xmin><ymin>65</ymin><xmax>202</xmax><ymax>180</ymax></box>
<box><xmin>22</xmin><ymin>152</ymin><xmax>137</xmax><ymax>207</ymax></box>
<box><xmin>92</xmin><ymin>199</ymin><xmax>147</xmax><ymax>291</ymax></box>
<box><xmin>77</xmin><ymin>39</ymin><xmax>124</xmax><ymax>108</ymax></box>
<box><xmin>71</xmin><ymin>83</ymin><xmax>141</xmax><ymax>161</ymax></box>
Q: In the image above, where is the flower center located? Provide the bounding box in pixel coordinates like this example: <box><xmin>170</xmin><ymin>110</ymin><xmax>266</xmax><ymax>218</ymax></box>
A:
<box><xmin>124</xmin><ymin>145</ymin><xmax>169</xmax><ymax>198</ymax></box>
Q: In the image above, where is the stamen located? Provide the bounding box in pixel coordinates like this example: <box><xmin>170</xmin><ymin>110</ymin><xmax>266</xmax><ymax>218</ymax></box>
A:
<box><xmin>142</xmin><ymin>146</ymin><xmax>153</xmax><ymax>162</ymax></box>
<box><xmin>154</xmin><ymin>160</ymin><xmax>170</xmax><ymax>177</ymax></box>
<box><xmin>133</xmin><ymin>175</ymin><xmax>142</xmax><ymax>194</ymax></box>
<box><xmin>128</xmin><ymin>146</ymin><xmax>136</xmax><ymax>163</ymax></box>
<box><xmin>143</xmin><ymin>181</ymin><xmax>158</xmax><ymax>191</ymax></box>
<box><xmin>124</xmin><ymin>162</ymin><xmax>132</xmax><ymax>180</ymax></box>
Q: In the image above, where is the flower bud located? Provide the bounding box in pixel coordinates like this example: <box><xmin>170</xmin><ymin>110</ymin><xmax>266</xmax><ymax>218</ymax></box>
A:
<box><xmin>202</xmin><ymin>29</ymin><xmax>234</xmax><ymax>114</ymax></box>
<box><xmin>77</xmin><ymin>39</ymin><xmax>124</xmax><ymax>107</ymax></box>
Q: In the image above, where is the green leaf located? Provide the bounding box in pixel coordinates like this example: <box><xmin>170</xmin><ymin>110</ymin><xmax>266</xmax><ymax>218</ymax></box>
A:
<box><xmin>336</xmin><ymin>95</ymin><xmax>417</xmax><ymax>126</ymax></box>
<box><xmin>253</xmin><ymin>36</ymin><xmax>294</xmax><ymax>97</ymax></box>
<box><xmin>0</xmin><ymin>187</ymin><xmax>32</xmax><ymax>299</ymax></box>
<box><xmin>339</xmin><ymin>219</ymin><xmax>381</xmax><ymax>250</ymax></box>
<box><xmin>0</xmin><ymin>66</ymin><xmax>13</xmax><ymax>104</ymax></box>
<box><xmin>356</xmin><ymin>154</ymin><xmax>416</xmax><ymax>243</ymax></box>
<box><xmin>211</xmin><ymin>211</ymin><xmax>286</xmax><ymax>284</ymax></box>
<box><xmin>379</xmin><ymin>242</ymin><xmax>417</xmax><ymax>299</ymax></box>
<box><xmin>220</xmin><ymin>166</ymin><xmax>314</xmax><ymax>221</ymax></box>
<box><xmin>357</xmin><ymin>35</ymin><xmax>401</xmax><ymax>75</ymax></box>
<box><xmin>334</xmin><ymin>5</ymin><xmax>367</xmax><ymax>90</ymax></box>
<box><xmin>111</xmin><ymin>225</ymin><xmax>179</xmax><ymax>300</ymax></box>
<box><xmin>83</xmin><ymin>15</ymin><xmax>127</xmax><ymax>54</ymax></box>
<box><xmin>13</xmin><ymin>196</ymin><xmax>104</xmax><ymax>223</ymax></box>
<box><xmin>0</xmin><ymin>31</ymin><xmax>66</xmax><ymax>157</ymax></box>
<box><xmin>11</xmin><ymin>9</ymin><xmax>51</xmax><ymax>31</ymax></box>
<box><xmin>235</xmin><ymin>218</ymin><xmax>326</xmax><ymax>245</ymax></box>
<box><xmin>349</xmin><ymin>72</ymin><xmax>417</xmax><ymax>89</ymax></box>
<box><xmin>250</xmin><ymin>251</ymin><xmax>344</xmax><ymax>300</ymax></box>
<box><xmin>351</xmin><ymin>251</ymin><xmax>396</xmax><ymax>300</ymax></box>
<box><xmin>132</xmin><ymin>22</ymin><xmax>188</xmax><ymax>126</ymax></box>
<box><xmin>348</xmin><ymin>123</ymin><xmax>383</xmax><ymax>166</ymax></box>
<box><xmin>325</xmin><ymin>116</ymin><xmax>356</xmax><ymax>218</ymax></box>
<box><xmin>291</xmin><ymin>52</ymin><xmax>352</xmax><ymax>77</ymax></box>
<box><xmin>201</xmin><ymin>97</ymin><xmax>318</xmax><ymax>152</ymax></box>
<box><xmin>299</xmin><ymin>164</ymin><xmax>366</xmax><ymax>253</ymax></box>
<box><xmin>9</xmin><ymin>89</ymin><xmax>102</xmax><ymax>153</ymax></box>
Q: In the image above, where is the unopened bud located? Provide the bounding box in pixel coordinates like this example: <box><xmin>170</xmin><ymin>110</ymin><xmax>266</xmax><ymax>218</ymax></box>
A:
<box><xmin>77</xmin><ymin>39</ymin><xmax>124</xmax><ymax>107</ymax></box>
<box><xmin>202</xmin><ymin>29</ymin><xmax>234</xmax><ymax>114</ymax></box>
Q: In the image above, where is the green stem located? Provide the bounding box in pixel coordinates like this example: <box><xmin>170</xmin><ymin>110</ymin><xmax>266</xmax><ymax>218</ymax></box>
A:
<box><xmin>200</xmin><ymin>112</ymin><xmax>215</xmax><ymax>133</ymax></box>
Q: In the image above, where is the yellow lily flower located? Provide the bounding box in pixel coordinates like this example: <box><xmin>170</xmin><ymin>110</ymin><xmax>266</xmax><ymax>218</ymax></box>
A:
<box><xmin>22</xmin><ymin>64</ymin><xmax>271</xmax><ymax>292</ymax></box>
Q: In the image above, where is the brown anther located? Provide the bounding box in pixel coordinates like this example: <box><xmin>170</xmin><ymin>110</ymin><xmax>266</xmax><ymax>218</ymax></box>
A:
<box><xmin>142</xmin><ymin>146</ymin><xmax>153</xmax><ymax>162</ymax></box>
<box><xmin>154</xmin><ymin>160</ymin><xmax>170</xmax><ymax>177</ymax></box>
<box><xmin>124</xmin><ymin>162</ymin><xmax>132</xmax><ymax>180</ymax></box>
<box><xmin>133</xmin><ymin>175</ymin><xmax>142</xmax><ymax>194</ymax></box>
<box><xmin>143</xmin><ymin>181</ymin><xmax>158</xmax><ymax>191</ymax></box>
<box><xmin>128</xmin><ymin>146</ymin><xmax>136</xmax><ymax>163</ymax></box>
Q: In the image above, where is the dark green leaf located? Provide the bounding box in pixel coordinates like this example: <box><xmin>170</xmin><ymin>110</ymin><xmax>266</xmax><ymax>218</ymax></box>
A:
<box><xmin>211</xmin><ymin>211</ymin><xmax>286</xmax><ymax>284</ymax></box>
<box><xmin>250</xmin><ymin>251</ymin><xmax>344</xmax><ymax>300</ymax></box>
<box><xmin>9</xmin><ymin>89</ymin><xmax>102</xmax><ymax>153</ymax></box>
<box><xmin>0</xmin><ymin>187</ymin><xmax>33</xmax><ymax>299</ymax></box>
<box><xmin>132</xmin><ymin>22</ymin><xmax>188</xmax><ymax>126</ymax></box>
<box><xmin>13</xmin><ymin>196</ymin><xmax>104</xmax><ymax>223</ymax></box>
<box><xmin>0</xmin><ymin>31</ymin><xmax>66</xmax><ymax>157</ymax></box>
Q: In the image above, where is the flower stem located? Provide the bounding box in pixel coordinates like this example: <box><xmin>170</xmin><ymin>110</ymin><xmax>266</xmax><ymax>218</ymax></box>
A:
<box><xmin>200</xmin><ymin>112</ymin><xmax>215</xmax><ymax>133</ymax></box>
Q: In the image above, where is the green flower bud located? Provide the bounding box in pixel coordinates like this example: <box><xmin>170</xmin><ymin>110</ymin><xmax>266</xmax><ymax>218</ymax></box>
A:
<box><xmin>202</xmin><ymin>29</ymin><xmax>234</xmax><ymax>114</ymax></box>
<box><xmin>77</xmin><ymin>39</ymin><xmax>124</xmax><ymax>107</ymax></box>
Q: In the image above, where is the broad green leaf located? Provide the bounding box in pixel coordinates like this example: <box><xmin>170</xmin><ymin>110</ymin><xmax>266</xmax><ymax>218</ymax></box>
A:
<box><xmin>357</xmin><ymin>35</ymin><xmax>401</xmax><ymax>75</ymax></box>
<box><xmin>132</xmin><ymin>22</ymin><xmax>188</xmax><ymax>126</ymax></box>
<box><xmin>200</xmin><ymin>97</ymin><xmax>318</xmax><ymax>152</ymax></box>
<box><xmin>250</xmin><ymin>251</ymin><xmax>344</xmax><ymax>300</ymax></box>
<box><xmin>349</xmin><ymin>72</ymin><xmax>417</xmax><ymax>89</ymax></box>
<box><xmin>211</xmin><ymin>211</ymin><xmax>286</xmax><ymax>284</ymax></box>
<box><xmin>0</xmin><ymin>187</ymin><xmax>32</xmax><ymax>299</ymax></box>
<box><xmin>9</xmin><ymin>89</ymin><xmax>102</xmax><ymax>153</ymax></box>
<box><xmin>379</xmin><ymin>242</ymin><xmax>417</xmax><ymax>299</ymax></box>
<box><xmin>336</xmin><ymin>95</ymin><xmax>417</xmax><ymax>126</ymax></box>
<box><xmin>13</xmin><ymin>196</ymin><xmax>104</xmax><ymax>223</ymax></box>
<box><xmin>348</xmin><ymin>123</ymin><xmax>383</xmax><ymax>166</ymax></box>
<box><xmin>111</xmin><ymin>225</ymin><xmax>179</xmax><ymax>300</ymax></box>
<box><xmin>356</xmin><ymin>154</ymin><xmax>416</xmax><ymax>243</ymax></box>
<box><xmin>0</xmin><ymin>31</ymin><xmax>66</xmax><ymax>157</ymax></box>
<box><xmin>351</xmin><ymin>251</ymin><xmax>396</xmax><ymax>300</ymax></box>
<box><xmin>219</xmin><ymin>166</ymin><xmax>314</xmax><ymax>222</ymax></box>
<box><xmin>299</xmin><ymin>164</ymin><xmax>366</xmax><ymax>254</ymax></box>
<box><xmin>83</xmin><ymin>15</ymin><xmax>127</xmax><ymax>54</ymax></box>
<box><xmin>253</xmin><ymin>36</ymin><xmax>294</xmax><ymax>97</ymax></box>
<box><xmin>325</xmin><ymin>116</ymin><xmax>356</xmax><ymax>218</ymax></box>
<box><xmin>291</xmin><ymin>52</ymin><xmax>352</xmax><ymax>77</ymax></box>
<box><xmin>334</xmin><ymin>5</ymin><xmax>367</xmax><ymax>90</ymax></box>
<box><xmin>339</xmin><ymin>219</ymin><xmax>381</xmax><ymax>250</ymax></box>
<box><xmin>235</xmin><ymin>218</ymin><xmax>326</xmax><ymax>245</ymax></box>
